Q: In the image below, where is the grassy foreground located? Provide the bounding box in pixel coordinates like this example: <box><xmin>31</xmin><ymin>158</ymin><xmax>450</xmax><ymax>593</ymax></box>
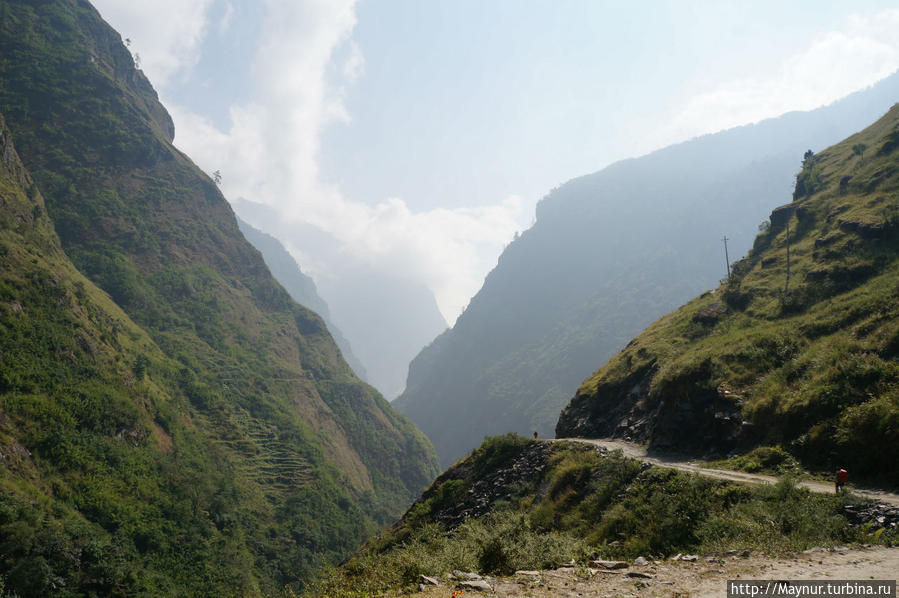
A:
<box><xmin>305</xmin><ymin>435</ymin><xmax>893</xmax><ymax>597</ymax></box>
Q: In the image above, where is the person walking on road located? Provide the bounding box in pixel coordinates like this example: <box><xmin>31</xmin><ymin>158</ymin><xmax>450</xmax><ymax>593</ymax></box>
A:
<box><xmin>835</xmin><ymin>468</ymin><xmax>848</xmax><ymax>494</ymax></box>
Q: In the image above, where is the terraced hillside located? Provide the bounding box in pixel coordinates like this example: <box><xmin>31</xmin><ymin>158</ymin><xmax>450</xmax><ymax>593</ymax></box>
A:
<box><xmin>558</xmin><ymin>104</ymin><xmax>899</xmax><ymax>487</ymax></box>
<box><xmin>0</xmin><ymin>1</ymin><xmax>438</xmax><ymax>594</ymax></box>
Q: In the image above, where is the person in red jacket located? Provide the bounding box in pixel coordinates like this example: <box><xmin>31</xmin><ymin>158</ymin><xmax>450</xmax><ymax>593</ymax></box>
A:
<box><xmin>835</xmin><ymin>468</ymin><xmax>848</xmax><ymax>494</ymax></box>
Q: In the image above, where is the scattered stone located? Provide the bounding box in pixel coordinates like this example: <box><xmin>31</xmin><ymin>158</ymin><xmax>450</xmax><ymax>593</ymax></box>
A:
<box><xmin>419</xmin><ymin>574</ymin><xmax>440</xmax><ymax>586</ymax></box>
<box><xmin>590</xmin><ymin>559</ymin><xmax>629</xmax><ymax>569</ymax></box>
<box><xmin>633</xmin><ymin>556</ymin><xmax>649</xmax><ymax>566</ymax></box>
<box><xmin>452</xmin><ymin>570</ymin><xmax>482</xmax><ymax>580</ymax></box>
<box><xmin>456</xmin><ymin>579</ymin><xmax>492</xmax><ymax>592</ymax></box>
<box><xmin>680</xmin><ymin>555</ymin><xmax>699</xmax><ymax>562</ymax></box>
<box><xmin>842</xmin><ymin>503</ymin><xmax>899</xmax><ymax>530</ymax></box>
<box><xmin>515</xmin><ymin>570</ymin><xmax>541</xmax><ymax>577</ymax></box>
<box><xmin>740</xmin><ymin>549</ymin><xmax>752</xmax><ymax>558</ymax></box>
<box><xmin>627</xmin><ymin>571</ymin><xmax>654</xmax><ymax>579</ymax></box>
<box><xmin>670</xmin><ymin>553</ymin><xmax>683</xmax><ymax>561</ymax></box>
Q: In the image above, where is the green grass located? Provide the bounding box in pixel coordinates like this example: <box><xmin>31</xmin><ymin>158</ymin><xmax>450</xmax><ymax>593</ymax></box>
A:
<box><xmin>707</xmin><ymin>446</ymin><xmax>804</xmax><ymax>476</ymax></box>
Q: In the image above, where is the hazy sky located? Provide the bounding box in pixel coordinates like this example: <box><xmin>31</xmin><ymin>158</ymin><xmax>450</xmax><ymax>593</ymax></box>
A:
<box><xmin>91</xmin><ymin>0</ymin><xmax>899</xmax><ymax>322</ymax></box>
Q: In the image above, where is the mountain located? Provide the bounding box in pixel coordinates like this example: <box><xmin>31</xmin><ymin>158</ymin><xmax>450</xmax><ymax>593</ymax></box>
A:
<box><xmin>233</xmin><ymin>198</ymin><xmax>448</xmax><ymax>399</ymax></box>
<box><xmin>395</xmin><ymin>72</ymin><xmax>899</xmax><ymax>468</ymax></box>
<box><xmin>0</xmin><ymin>1</ymin><xmax>438</xmax><ymax>594</ymax></box>
<box><xmin>236</xmin><ymin>216</ymin><xmax>369</xmax><ymax>381</ymax></box>
<box><xmin>558</xmin><ymin>104</ymin><xmax>899</xmax><ymax>486</ymax></box>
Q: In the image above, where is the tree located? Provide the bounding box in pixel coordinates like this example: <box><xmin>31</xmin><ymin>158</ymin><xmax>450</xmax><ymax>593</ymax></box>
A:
<box><xmin>212</xmin><ymin>170</ymin><xmax>222</xmax><ymax>185</ymax></box>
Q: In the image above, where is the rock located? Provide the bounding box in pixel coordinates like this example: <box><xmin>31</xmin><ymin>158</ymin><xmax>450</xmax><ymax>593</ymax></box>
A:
<box><xmin>590</xmin><ymin>559</ymin><xmax>628</xmax><ymax>569</ymax></box>
<box><xmin>633</xmin><ymin>556</ymin><xmax>649</xmax><ymax>566</ymax></box>
<box><xmin>515</xmin><ymin>570</ymin><xmax>541</xmax><ymax>577</ymax></box>
<box><xmin>627</xmin><ymin>571</ymin><xmax>654</xmax><ymax>579</ymax></box>
<box><xmin>692</xmin><ymin>302</ymin><xmax>728</xmax><ymax>324</ymax></box>
<box><xmin>670</xmin><ymin>553</ymin><xmax>682</xmax><ymax>561</ymax></box>
<box><xmin>452</xmin><ymin>570</ymin><xmax>482</xmax><ymax>580</ymax></box>
<box><xmin>456</xmin><ymin>579</ymin><xmax>492</xmax><ymax>591</ymax></box>
<box><xmin>680</xmin><ymin>555</ymin><xmax>699</xmax><ymax>562</ymax></box>
<box><xmin>419</xmin><ymin>574</ymin><xmax>440</xmax><ymax>586</ymax></box>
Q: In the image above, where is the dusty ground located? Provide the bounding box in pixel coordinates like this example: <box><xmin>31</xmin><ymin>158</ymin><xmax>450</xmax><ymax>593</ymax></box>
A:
<box><xmin>556</xmin><ymin>439</ymin><xmax>899</xmax><ymax>507</ymax></box>
<box><xmin>406</xmin><ymin>546</ymin><xmax>899</xmax><ymax>597</ymax></box>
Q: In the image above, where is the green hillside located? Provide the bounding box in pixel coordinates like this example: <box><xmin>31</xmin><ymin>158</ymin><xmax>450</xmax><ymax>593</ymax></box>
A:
<box><xmin>558</xmin><ymin>105</ymin><xmax>899</xmax><ymax>487</ymax></box>
<box><xmin>236</xmin><ymin>216</ymin><xmax>369</xmax><ymax>382</ymax></box>
<box><xmin>0</xmin><ymin>1</ymin><xmax>438</xmax><ymax>595</ymax></box>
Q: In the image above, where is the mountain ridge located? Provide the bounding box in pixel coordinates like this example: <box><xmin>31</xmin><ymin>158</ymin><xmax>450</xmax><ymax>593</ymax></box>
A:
<box><xmin>0</xmin><ymin>0</ymin><xmax>438</xmax><ymax>593</ymax></box>
<box><xmin>236</xmin><ymin>215</ymin><xmax>369</xmax><ymax>381</ymax></box>
<box><xmin>234</xmin><ymin>198</ymin><xmax>448</xmax><ymax>399</ymax></box>
<box><xmin>396</xmin><ymin>71</ymin><xmax>899</xmax><ymax>468</ymax></box>
<box><xmin>557</xmin><ymin>103</ymin><xmax>899</xmax><ymax>485</ymax></box>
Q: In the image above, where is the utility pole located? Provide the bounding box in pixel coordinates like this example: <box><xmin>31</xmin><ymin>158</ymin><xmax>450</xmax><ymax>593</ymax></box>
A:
<box><xmin>722</xmin><ymin>236</ymin><xmax>731</xmax><ymax>279</ymax></box>
<box><xmin>784</xmin><ymin>222</ymin><xmax>791</xmax><ymax>292</ymax></box>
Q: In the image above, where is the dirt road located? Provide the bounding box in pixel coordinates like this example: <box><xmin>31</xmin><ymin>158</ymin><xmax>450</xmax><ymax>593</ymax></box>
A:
<box><xmin>554</xmin><ymin>438</ymin><xmax>899</xmax><ymax>507</ymax></box>
<box><xmin>408</xmin><ymin>546</ymin><xmax>899</xmax><ymax>597</ymax></box>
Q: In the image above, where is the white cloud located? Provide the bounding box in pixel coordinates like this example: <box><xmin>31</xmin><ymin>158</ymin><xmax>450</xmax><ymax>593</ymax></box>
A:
<box><xmin>166</xmin><ymin>0</ymin><xmax>532</xmax><ymax>323</ymax></box>
<box><xmin>91</xmin><ymin>0</ymin><xmax>214</xmax><ymax>88</ymax></box>
<box><xmin>218</xmin><ymin>1</ymin><xmax>235</xmax><ymax>36</ymax></box>
<box><xmin>663</xmin><ymin>9</ymin><xmax>899</xmax><ymax>145</ymax></box>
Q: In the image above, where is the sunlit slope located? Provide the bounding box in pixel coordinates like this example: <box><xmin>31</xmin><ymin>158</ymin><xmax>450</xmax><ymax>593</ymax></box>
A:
<box><xmin>237</xmin><ymin>216</ymin><xmax>370</xmax><ymax>382</ymax></box>
<box><xmin>396</xmin><ymin>70</ymin><xmax>899</xmax><ymax>469</ymax></box>
<box><xmin>559</xmin><ymin>105</ymin><xmax>899</xmax><ymax>486</ymax></box>
<box><xmin>0</xmin><ymin>0</ymin><xmax>438</xmax><ymax>594</ymax></box>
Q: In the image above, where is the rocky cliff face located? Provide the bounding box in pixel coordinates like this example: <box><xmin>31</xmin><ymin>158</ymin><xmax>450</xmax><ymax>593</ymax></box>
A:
<box><xmin>558</xmin><ymin>105</ymin><xmax>899</xmax><ymax>484</ymax></box>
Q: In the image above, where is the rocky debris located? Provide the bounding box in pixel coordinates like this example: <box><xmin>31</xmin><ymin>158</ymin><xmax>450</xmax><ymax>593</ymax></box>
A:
<box><xmin>626</xmin><ymin>571</ymin><xmax>654</xmax><ymax>579</ymax></box>
<box><xmin>670</xmin><ymin>554</ymin><xmax>698</xmax><ymax>562</ymax></box>
<box><xmin>419</xmin><ymin>575</ymin><xmax>440</xmax><ymax>586</ymax></box>
<box><xmin>633</xmin><ymin>556</ymin><xmax>649</xmax><ymax>566</ymax></box>
<box><xmin>842</xmin><ymin>503</ymin><xmax>899</xmax><ymax>530</ymax></box>
<box><xmin>456</xmin><ymin>579</ymin><xmax>492</xmax><ymax>592</ymax></box>
<box><xmin>410</xmin><ymin>442</ymin><xmax>554</xmax><ymax>531</ymax></box>
<box><xmin>590</xmin><ymin>559</ymin><xmax>628</xmax><ymax>570</ymax></box>
<box><xmin>514</xmin><ymin>570</ymin><xmax>541</xmax><ymax>577</ymax></box>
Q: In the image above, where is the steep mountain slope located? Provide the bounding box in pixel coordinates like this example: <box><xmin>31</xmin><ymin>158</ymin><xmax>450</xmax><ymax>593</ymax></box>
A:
<box><xmin>236</xmin><ymin>216</ymin><xmax>368</xmax><ymax>381</ymax></box>
<box><xmin>0</xmin><ymin>1</ymin><xmax>438</xmax><ymax>594</ymax></box>
<box><xmin>234</xmin><ymin>198</ymin><xmax>448</xmax><ymax>399</ymax></box>
<box><xmin>396</xmin><ymin>72</ymin><xmax>899</xmax><ymax>468</ymax></box>
<box><xmin>558</xmin><ymin>105</ymin><xmax>899</xmax><ymax>486</ymax></box>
